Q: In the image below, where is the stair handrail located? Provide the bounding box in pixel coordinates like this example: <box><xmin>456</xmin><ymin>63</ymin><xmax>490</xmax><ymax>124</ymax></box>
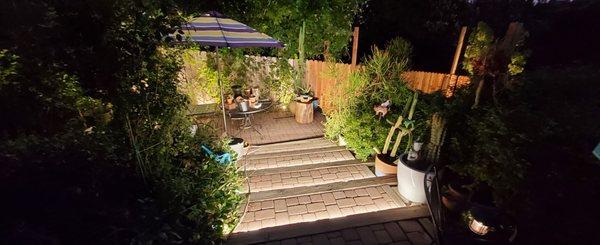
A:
<box><xmin>425</xmin><ymin>164</ymin><xmax>444</xmax><ymax>245</ymax></box>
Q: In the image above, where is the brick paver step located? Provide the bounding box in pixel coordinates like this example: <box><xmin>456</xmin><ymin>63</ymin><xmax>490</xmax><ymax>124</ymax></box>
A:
<box><xmin>241</xmin><ymin>161</ymin><xmax>376</xmax><ymax>192</ymax></box>
<box><xmin>247</xmin><ymin>137</ymin><xmax>337</xmax><ymax>155</ymax></box>
<box><xmin>243</xmin><ymin>146</ymin><xmax>347</xmax><ymax>161</ymax></box>
<box><xmin>238</xmin><ymin>148</ymin><xmax>356</xmax><ymax>171</ymax></box>
<box><xmin>233</xmin><ymin>182</ymin><xmax>408</xmax><ymax>233</ymax></box>
<box><xmin>226</xmin><ymin>205</ymin><xmax>432</xmax><ymax>245</ymax></box>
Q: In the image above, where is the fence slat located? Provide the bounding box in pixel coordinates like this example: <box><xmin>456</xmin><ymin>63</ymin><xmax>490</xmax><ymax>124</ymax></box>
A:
<box><xmin>304</xmin><ymin>60</ymin><xmax>470</xmax><ymax>114</ymax></box>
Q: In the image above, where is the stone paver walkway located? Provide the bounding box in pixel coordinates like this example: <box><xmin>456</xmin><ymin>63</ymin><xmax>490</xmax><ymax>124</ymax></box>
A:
<box><xmin>228</xmin><ymin>137</ymin><xmax>436</xmax><ymax>245</ymax></box>
<box><xmin>256</xmin><ymin>218</ymin><xmax>435</xmax><ymax>245</ymax></box>
<box><xmin>194</xmin><ymin>110</ymin><xmax>326</xmax><ymax>145</ymax></box>
<box><xmin>243</xmin><ymin>163</ymin><xmax>374</xmax><ymax>192</ymax></box>
<box><xmin>240</xmin><ymin>147</ymin><xmax>355</xmax><ymax>170</ymax></box>
<box><xmin>236</xmin><ymin>184</ymin><xmax>405</xmax><ymax>232</ymax></box>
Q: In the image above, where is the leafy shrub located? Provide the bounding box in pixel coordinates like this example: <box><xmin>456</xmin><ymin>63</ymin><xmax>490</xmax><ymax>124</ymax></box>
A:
<box><xmin>444</xmin><ymin>105</ymin><xmax>528</xmax><ymax>204</ymax></box>
<box><xmin>180</xmin><ymin>49</ymin><xmax>230</xmax><ymax>104</ymax></box>
<box><xmin>324</xmin><ymin>38</ymin><xmax>438</xmax><ymax>160</ymax></box>
<box><xmin>0</xmin><ymin>1</ymin><xmax>242</xmax><ymax>244</ymax></box>
<box><xmin>440</xmin><ymin>22</ymin><xmax>531</xmax><ymax>206</ymax></box>
<box><xmin>179</xmin><ymin>49</ymin><xmax>295</xmax><ymax>107</ymax></box>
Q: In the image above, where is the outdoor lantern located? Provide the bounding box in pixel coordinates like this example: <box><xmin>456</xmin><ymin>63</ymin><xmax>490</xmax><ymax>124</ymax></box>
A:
<box><xmin>469</xmin><ymin>216</ymin><xmax>490</xmax><ymax>235</ymax></box>
<box><xmin>466</xmin><ymin>205</ymin><xmax>518</xmax><ymax>242</ymax></box>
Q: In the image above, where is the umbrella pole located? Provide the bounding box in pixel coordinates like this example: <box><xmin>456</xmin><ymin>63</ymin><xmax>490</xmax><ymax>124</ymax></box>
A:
<box><xmin>217</xmin><ymin>46</ymin><xmax>228</xmax><ymax>136</ymax></box>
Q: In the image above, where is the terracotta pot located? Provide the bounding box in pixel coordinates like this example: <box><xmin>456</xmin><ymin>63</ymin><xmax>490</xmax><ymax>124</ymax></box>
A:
<box><xmin>442</xmin><ymin>195</ymin><xmax>462</xmax><ymax>211</ymax></box>
<box><xmin>226</xmin><ymin>103</ymin><xmax>237</xmax><ymax>110</ymax></box>
<box><xmin>249</xmin><ymin>96</ymin><xmax>257</xmax><ymax>106</ymax></box>
<box><xmin>243</xmin><ymin>88</ymin><xmax>252</xmax><ymax>97</ymax></box>
<box><xmin>375</xmin><ymin>154</ymin><xmax>397</xmax><ymax>176</ymax></box>
<box><xmin>299</xmin><ymin>95</ymin><xmax>312</xmax><ymax>103</ymax></box>
<box><xmin>442</xmin><ymin>184</ymin><xmax>470</xmax><ymax>212</ymax></box>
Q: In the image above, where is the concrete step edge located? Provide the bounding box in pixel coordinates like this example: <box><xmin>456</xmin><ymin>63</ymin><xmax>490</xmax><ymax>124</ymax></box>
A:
<box><xmin>242</xmin><ymin>146</ymin><xmax>347</xmax><ymax>160</ymax></box>
<box><xmin>248</xmin><ymin>142</ymin><xmax>338</xmax><ymax>155</ymax></box>
<box><xmin>249</xmin><ymin>137</ymin><xmax>333</xmax><ymax>149</ymax></box>
<box><xmin>240</xmin><ymin>160</ymin><xmax>373</xmax><ymax>176</ymax></box>
<box><xmin>247</xmin><ymin>176</ymin><xmax>398</xmax><ymax>203</ymax></box>
<box><xmin>240</xmin><ymin>163</ymin><xmax>375</xmax><ymax>193</ymax></box>
<box><xmin>225</xmin><ymin>205</ymin><xmax>430</xmax><ymax>244</ymax></box>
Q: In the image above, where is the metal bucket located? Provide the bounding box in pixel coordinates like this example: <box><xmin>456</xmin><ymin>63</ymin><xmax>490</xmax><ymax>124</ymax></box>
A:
<box><xmin>238</xmin><ymin>100</ymin><xmax>249</xmax><ymax>112</ymax></box>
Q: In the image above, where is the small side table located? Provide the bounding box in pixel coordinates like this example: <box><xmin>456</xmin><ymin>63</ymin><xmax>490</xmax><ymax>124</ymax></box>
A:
<box><xmin>294</xmin><ymin>100</ymin><xmax>314</xmax><ymax>124</ymax></box>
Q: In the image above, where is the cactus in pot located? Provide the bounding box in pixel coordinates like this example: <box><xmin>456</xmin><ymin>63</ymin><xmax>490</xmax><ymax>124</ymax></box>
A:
<box><xmin>424</xmin><ymin>112</ymin><xmax>446</xmax><ymax>164</ymax></box>
<box><xmin>374</xmin><ymin>91</ymin><xmax>419</xmax><ymax>176</ymax></box>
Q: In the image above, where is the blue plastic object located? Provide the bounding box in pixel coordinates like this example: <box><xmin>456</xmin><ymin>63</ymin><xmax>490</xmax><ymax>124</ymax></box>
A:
<box><xmin>201</xmin><ymin>144</ymin><xmax>232</xmax><ymax>165</ymax></box>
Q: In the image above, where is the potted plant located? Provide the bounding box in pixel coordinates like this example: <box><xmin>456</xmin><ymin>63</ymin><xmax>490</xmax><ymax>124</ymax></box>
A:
<box><xmin>228</xmin><ymin>137</ymin><xmax>245</xmax><ymax>159</ymax></box>
<box><xmin>297</xmin><ymin>85</ymin><xmax>313</xmax><ymax>103</ymax></box>
<box><xmin>249</xmin><ymin>95</ymin><xmax>257</xmax><ymax>106</ymax></box>
<box><xmin>440</xmin><ymin>167</ymin><xmax>474</xmax><ymax>211</ymax></box>
<box><xmin>374</xmin><ymin>91</ymin><xmax>419</xmax><ymax>176</ymax></box>
<box><xmin>231</xmin><ymin>85</ymin><xmax>243</xmax><ymax>98</ymax></box>
<box><xmin>225</xmin><ymin>94</ymin><xmax>236</xmax><ymax>110</ymax></box>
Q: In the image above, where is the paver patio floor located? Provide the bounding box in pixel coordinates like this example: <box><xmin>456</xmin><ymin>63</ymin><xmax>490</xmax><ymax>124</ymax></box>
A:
<box><xmin>192</xmin><ymin>109</ymin><xmax>326</xmax><ymax>145</ymax></box>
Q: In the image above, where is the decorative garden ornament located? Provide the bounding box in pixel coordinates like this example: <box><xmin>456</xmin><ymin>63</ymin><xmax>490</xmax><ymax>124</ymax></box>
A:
<box><xmin>407</xmin><ymin>142</ymin><xmax>423</xmax><ymax>161</ymax></box>
<box><xmin>252</xmin><ymin>86</ymin><xmax>260</xmax><ymax>99</ymax></box>
<box><xmin>373</xmin><ymin>100</ymin><xmax>391</xmax><ymax>119</ymax></box>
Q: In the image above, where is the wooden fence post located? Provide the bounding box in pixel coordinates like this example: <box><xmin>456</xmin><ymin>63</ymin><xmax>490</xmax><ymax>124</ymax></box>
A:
<box><xmin>351</xmin><ymin>27</ymin><xmax>360</xmax><ymax>68</ymax></box>
<box><xmin>449</xmin><ymin>26</ymin><xmax>467</xmax><ymax>95</ymax></box>
<box><xmin>450</xmin><ymin>27</ymin><xmax>467</xmax><ymax>75</ymax></box>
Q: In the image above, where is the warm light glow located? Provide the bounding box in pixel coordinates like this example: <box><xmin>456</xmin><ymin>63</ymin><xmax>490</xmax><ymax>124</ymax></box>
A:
<box><xmin>469</xmin><ymin>218</ymin><xmax>490</xmax><ymax>235</ymax></box>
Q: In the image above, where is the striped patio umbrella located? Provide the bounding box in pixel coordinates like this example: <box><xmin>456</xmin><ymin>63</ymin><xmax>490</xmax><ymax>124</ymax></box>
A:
<box><xmin>180</xmin><ymin>11</ymin><xmax>284</xmax><ymax>48</ymax></box>
<box><xmin>175</xmin><ymin>11</ymin><xmax>284</xmax><ymax>136</ymax></box>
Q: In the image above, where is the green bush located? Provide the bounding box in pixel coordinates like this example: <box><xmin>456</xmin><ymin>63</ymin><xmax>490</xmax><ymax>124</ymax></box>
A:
<box><xmin>444</xmin><ymin>105</ymin><xmax>528</xmax><ymax>204</ymax></box>
<box><xmin>180</xmin><ymin>49</ymin><xmax>296</xmax><ymax>107</ymax></box>
<box><xmin>0</xmin><ymin>1</ymin><xmax>242</xmax><ymax>244</ymax></box>
<box><xmin>440</xmin><ymin>22</ymin><xmax>531</xmax><ymax>206</ymax></box>
<box><xmin>325</xmin><ymin>38</ymin><xmax>438</xmax><ymax>160</ymax></box>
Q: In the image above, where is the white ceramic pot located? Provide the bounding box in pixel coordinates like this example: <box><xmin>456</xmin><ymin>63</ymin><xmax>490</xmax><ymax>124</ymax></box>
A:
<box><xmin>229</xmin><ymin>137</ymin><xmax>245</xmax><ymax>159</ymax></box>
<box><xmin>396</xmin><ymin>154</ymin><xmax>433</xmax><ymax>203</ymax></box>
<box><xmin>338</xmin><ymin>135</ymin><xmax>347</xmax><ymax>146</ymax></box>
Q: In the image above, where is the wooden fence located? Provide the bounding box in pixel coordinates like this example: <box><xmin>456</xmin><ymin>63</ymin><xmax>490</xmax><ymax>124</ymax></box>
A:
<box><xmin>305</xmin><ymin>60</ymin><xmax>470</xmax><ymax>113</ymax></box>
<box><xmin>401</xmin><ymin>70</ymin><xmax>471</xmax><ymax>94</ymax></box>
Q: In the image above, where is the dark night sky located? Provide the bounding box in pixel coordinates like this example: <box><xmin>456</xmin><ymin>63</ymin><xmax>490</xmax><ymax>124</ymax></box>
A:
<box><xmin>348</xmin><ymin>0</ymin><xmax>600</xmax><ymax>72</ymax></box>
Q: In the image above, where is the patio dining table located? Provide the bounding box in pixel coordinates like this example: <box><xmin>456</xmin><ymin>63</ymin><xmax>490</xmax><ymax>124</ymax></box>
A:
<box><xmin>227</xmin><ymin>99</ymin><xmax>273</xmax><ymax>135</ymax></box>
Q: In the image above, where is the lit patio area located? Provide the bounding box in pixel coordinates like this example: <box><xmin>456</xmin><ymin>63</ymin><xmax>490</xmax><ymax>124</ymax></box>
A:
<box><xmin>190</xmin><ymin>107</ymin><xmax>326</xmax><ymax>145</ymax></box>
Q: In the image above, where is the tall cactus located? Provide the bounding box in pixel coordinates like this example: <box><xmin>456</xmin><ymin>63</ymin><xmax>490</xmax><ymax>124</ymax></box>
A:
<box><xmin>298</xmin><ymin>21</ymin><xmax>305</xmax><ymax>63</ymax></box>
<box><xmin>424</xmin><ymin>113</ymin><xmax>446</xmax><ymax>164</ymax></box>
<box><xmin>295</xmin><ymin>21</ymin><xmax>306</xmax><ymax>91</ymax></box>
<box><xmin>390</xmin><ymin>91</ymin><xmax>418</xmax><ymax>157</ymax></box>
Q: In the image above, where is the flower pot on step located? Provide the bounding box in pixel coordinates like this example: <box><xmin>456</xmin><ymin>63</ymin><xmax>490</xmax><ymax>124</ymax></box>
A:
<box><xmin>375</xmin><ymin>154</ymin><xmax>397</xmax><ymax>176</ymax></box>
<box><xmin>442</xmin><ymin>182</ymin><xmax>471</xmax><ymax>212</ymax></box>
<box><xmin>228</xmin><ymin>137</ymin><xmax>245</xmax><ymax>159</ymax></box>
<box><xmin>396</xmin><ymin>154</ymin><xmax>432</xmax><ymax>203</ymax></box>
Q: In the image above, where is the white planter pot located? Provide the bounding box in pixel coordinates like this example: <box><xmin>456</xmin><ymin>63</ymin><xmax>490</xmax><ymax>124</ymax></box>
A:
<box><xmin>229</xmin><ymin>137</ymin><xmax>245</xmax><ymax>159</ymax></box>
<box><xmin>338</xmin><ymin>135</ymin><xmax>347</xmax><ymax>146</ymax></box>
<box><xmin>395</xmin><ymin>154</ymin><xmax>433</xmax><ymax>203</ymax></box>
